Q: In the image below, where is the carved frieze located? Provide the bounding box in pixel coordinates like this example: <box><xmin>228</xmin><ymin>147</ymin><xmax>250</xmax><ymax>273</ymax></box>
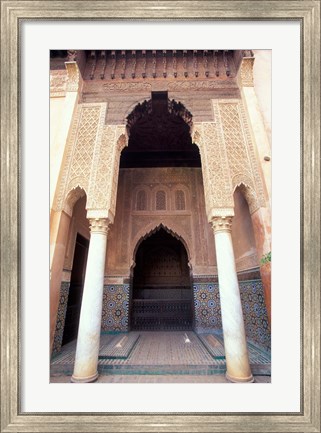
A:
<box><xmin>168</xmin><ymin>79</ymin><xmax>238</xmax><ymax>91</ymax></box>
<box><xmin>50</xmin><ymin>70</ymin><xmax>67</xmax><ymax>97</ymax></box>
<box><xmin>83</xmin><ymin>78</ymin><xmax>239</xmax><ymax>98</ymax></box>
<box><xmin>103</xmin><ymin>82</ymin><xmax>152</xmax><ymax>92</ymax></box>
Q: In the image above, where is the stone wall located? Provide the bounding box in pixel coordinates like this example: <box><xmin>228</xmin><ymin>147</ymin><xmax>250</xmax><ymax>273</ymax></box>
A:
<box><xmin>105</xmin><ymin>167</ymin><xmax>217</xmax><ymax>279</ymax></box>
<box><xmin>105</xmin><ymin>167</ymin><xmax>258</xmax><ymax>280</ymax></box>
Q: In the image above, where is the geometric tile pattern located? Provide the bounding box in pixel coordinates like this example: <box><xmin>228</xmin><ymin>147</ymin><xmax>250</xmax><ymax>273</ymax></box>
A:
<box><xmin>193</xmin><ymin>279</ymin><xmax>271</xmax><ymax>350</ymax></box>
<box><xmin>52</xmin><ymin>281</ymin><xmax>70</xmax><ymax>356</ymax></box>
<box><xmin>101</xmin><ymin>284</ymin><xmax>130</xmax><ymax>332</ymax></box>
<box><xmin>51</xmin><ymin>331</ymin><xmax>271</xmax><ymax>378</ymax></box>
<box><xmin>240</xmin><ymin>280</ymin><xmax>271</xmax><ymax>350</ymax></box>
<box><xmin>193</xmin><ymin>283</ymin><xmax>222</xmax><ymax>332</ymax></box>
<box><xmin>52</xmin><ymin>280</ymin><xmax>270</xmax><ymax>357</ymax></box>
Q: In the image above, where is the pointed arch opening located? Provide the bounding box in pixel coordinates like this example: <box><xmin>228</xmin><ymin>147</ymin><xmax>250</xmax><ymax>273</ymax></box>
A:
<box><xmin>130</xmin><ymin>226</ymin><xmax>194</xmax><ymax>331</ymax></box>
<box><xmin>120</xmin><ymin>94</ymin><xmax>200</xmax><ymax>168</ymax></box>
<box><xmin>232</xmin><ymin>185</ymin><xmax>258</xmax><ymax>271</ymax></box>
<box><xmin>62</xmin><ymin>193</ymin><xmax>89</xmax><ymax>347</ymax></box>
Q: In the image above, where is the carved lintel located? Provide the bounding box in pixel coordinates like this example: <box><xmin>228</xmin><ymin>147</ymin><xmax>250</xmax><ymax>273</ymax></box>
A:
<box><xmin>89</xmin><ymin>217</ymin><xmax>110</xmax><ymax>235</ymax></box>
<box><xmin>210</xmin><ymin>216</ymin><xmax>233</xmax><ymax>234</ymax></box>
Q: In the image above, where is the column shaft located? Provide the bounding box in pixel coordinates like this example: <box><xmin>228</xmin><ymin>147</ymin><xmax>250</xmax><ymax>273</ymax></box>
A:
<box><xmin>71</xmin><ymin>218</ymin><xmax>109</xmax><ymax>383</ymax></box>
<box><xmin>212</xmin><ymin>217</ymin><xmax>253</xmax><ymax>383</ymax></box>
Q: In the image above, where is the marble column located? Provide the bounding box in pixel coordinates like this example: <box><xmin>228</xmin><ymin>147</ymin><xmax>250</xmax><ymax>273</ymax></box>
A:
<box><xmin>211</xmin><ymin>216</ymin><xmax>254</xmax><ymax>383</ymax></box>
<box><xmin>71</xmin><ymin>218</ymin><xmax>109</xmax><ymax>383</ymax></box>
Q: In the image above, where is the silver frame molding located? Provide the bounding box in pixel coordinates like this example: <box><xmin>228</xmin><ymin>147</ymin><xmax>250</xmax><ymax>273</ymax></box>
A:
<box><xmin>1</xmin><ymin>1</ymin><xmax>320</xmax><ymax>432</ymax></box>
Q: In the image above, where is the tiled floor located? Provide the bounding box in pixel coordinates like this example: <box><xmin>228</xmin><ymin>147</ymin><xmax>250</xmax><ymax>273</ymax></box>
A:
<box><xmin>51</xmin><ymin>330</ymin><xmax>271</xmax><ymax>382</ymax></box>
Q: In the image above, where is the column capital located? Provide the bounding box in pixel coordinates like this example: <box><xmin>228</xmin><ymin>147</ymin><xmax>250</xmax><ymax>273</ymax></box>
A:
<box><xmin>89</xmin><ymin>218</ymin><xmax>110</xmax><ymax>235</ymax></box>
<box><xmin>210</xmin><ymin>216</ymin><xmax>233</xmax><ymax>234</ymax></box>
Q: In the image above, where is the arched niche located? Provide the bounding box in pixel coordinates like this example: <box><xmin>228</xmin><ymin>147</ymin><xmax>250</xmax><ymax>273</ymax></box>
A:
<box><xmin>232</xmin><ymin>185</ymin><xmax>258</xmax><ymax>272</ymax></box>
<box><xmin>130</xmin><ymin>226</ymin><xmax>194</xmax><ymax>331</ymax></box>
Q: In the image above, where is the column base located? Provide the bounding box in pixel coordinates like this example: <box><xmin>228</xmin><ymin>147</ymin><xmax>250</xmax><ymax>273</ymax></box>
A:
<box><xmin>71</xmin><ymin>372</ymin><xmax>99</xmax><ymax>383</ymax></box>
<box><xmin>226</xmin><ymin>372</ymin><xmax>255</xmax><ymax>383</ymax></box>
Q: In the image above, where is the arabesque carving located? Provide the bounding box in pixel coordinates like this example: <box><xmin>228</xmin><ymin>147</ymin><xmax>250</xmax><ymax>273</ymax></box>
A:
<box><xmin>233</xmin><ymin>180</ymin><xmax>260</xmax><ymax>214</ymax></box>
<box><xmin>239</xmin><ymin>57</ymin><xmax>254</xmax><ymax>87</ymax></box>
<box><xmin>103</xmin><ymin>82</ymin><xmax>152</xmax><ymax>92</ymax></box>
<box><xmin>65</xmin><ymin>61</ymin><xmax>81</xmax><ymax>92</ymax></box>
<box><xmin>214</xmin><ymin>100</ymin><xmax>265</xmax><ymax>210</ymax></box>
<box><xmin>87</xmin><ymin>124</ymin><xmax>128</xmax><ymax>215</ymax></box>
<box><xmin>63</xmin><ymin>186</ymin><xmax>86</xmax><ymax>217</ymax></box>
<box><xmin>50</xmin><ymin>70</ymin><xmax>67</xmax><ymax>97</ymax></box>
<box><xmin>194</xmin><ymin>121</ymin><xmax>233</xmax><ymax>218</ymax></box>
<box><xmin>53</xmin><ymin>103</ymin><xmax>107</xmax><ymax>213</ymax></box>
<box><xmin>168</xmin><ymin>79</ymin><xmax>238</xmax><ymax>91</ymax></box>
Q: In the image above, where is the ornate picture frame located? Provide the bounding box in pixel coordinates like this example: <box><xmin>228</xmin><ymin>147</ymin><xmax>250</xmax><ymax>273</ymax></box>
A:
<box><xmin>1</xmin><ymin>1</ymin><xmax>320</xmax><ymax>432</ymax></box>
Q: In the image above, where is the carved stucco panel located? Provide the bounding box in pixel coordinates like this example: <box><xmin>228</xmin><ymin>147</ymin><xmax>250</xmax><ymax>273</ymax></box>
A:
<box><xmin>239</xmin><ymin>57</ymin><xmax>254</xmax><ymax>87</ymax></box>
<box><xmin>50</xmin><ymin>69</ymin><xmax>67</xmax><ymax>97</ymax></box>
<box><xmin>53</xmin><ymin>103</ymin><xmax>107</xmax><ymax>213</ymax></box>
<box><xmin>214</xmin><ymin>100</ymin><xmax>265</xmax><ymax>212</ymax></box>
<box><xmin>193</xmin><ymin>121</ymin><xmax>233</xmax><ymax>218</ymax></box>
<box><xmin>65</xmin><ymin>61</ymin><xmax>81</xmax><ymax>92</ymax></box>
<box><xmin>87</xmin><ymin>124</ymin><xmax>128</xmax><ymax>215</ymax></box>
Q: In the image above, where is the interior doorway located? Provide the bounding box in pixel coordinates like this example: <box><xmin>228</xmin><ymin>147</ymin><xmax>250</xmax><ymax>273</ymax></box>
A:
<box><xmin>62</xmin><ymin>234</ymin><xmax>89</xmax><ymax>345</ymax></box>
<box><xmin>130</xmin><ymin>228</ymin><xmax>193</xmax><ymax>331</ymax></box>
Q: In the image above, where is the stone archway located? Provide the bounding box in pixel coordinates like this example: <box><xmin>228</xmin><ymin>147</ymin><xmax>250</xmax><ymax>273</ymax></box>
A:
<box><xmin>130</xmin><ymin>227</ymin><xmax>193</xmax><ymax>331</ymax></box>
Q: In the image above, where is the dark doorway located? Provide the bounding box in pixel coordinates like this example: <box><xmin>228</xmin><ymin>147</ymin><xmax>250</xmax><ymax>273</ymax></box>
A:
<box><xmin>130</xmin><ymin>228</ymin><xmax>193</xmax><ymax>331</ymax></box>
<box><xmin>62</xmin><ymin>234</ymin><xmax>89</xmax><ymax>345</ymax></box>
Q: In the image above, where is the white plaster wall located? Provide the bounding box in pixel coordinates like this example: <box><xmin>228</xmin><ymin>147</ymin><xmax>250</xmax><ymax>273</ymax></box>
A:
<box><xmin>253</xmin><ymin>50</ymin><xmax>272</xmax><ymax>145</ymax></box>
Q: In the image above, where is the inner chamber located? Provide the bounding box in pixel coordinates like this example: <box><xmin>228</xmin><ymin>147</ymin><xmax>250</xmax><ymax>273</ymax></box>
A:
<box><xmin>131</xmin><ymin>228</ymin><xmax>193</xmax><ymax>331</ymax></box>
